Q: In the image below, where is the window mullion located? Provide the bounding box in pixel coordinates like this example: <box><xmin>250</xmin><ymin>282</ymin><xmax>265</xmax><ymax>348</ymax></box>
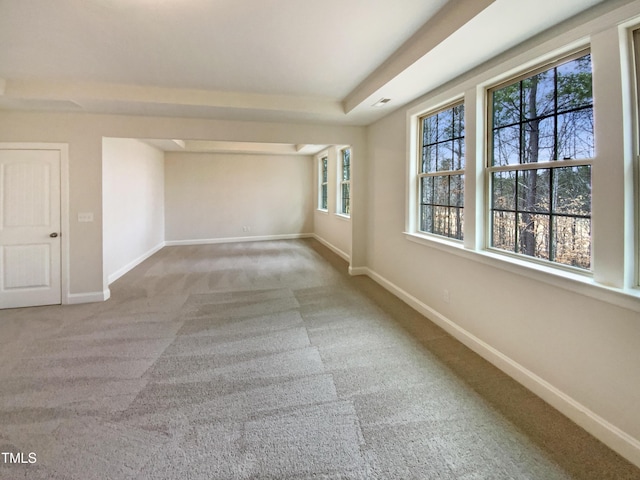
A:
<box><xmin>514</xmin><ymin>170</ymin><xmax>520</xmax><ymax>254</ymax></box>
<box><xmin>488</xmin><ymin>158</ymin><xmax>592</xmax><ymax>173</ymax></box>
<box><xmin>549</xmin><ymin>167</ymin><xmax>555</xmax><ymax>262</ymax></box>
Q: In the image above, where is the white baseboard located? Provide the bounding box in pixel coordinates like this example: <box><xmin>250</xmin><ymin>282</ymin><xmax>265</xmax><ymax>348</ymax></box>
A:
<box><xmin>108</xmin><ymin>242</ymin><xmax>165</xmax><ymax>285</ymax></box>
<box><xmin>66</xmin><ymin>289</ymin><xmax>110</xmax><ymax>305</ymax></box>
<box><xmin>348</xmin><ymin>266</ymin><xmax>368</xmax><ymax>276</ymax></box>
<box><xmin>362</xmin><ymin>266</ymin><xmax>640</xmax><ymax>469</ymax></box>
<box><xmin>165</xmin><ymin>233</ymin><xmax>313</xmax><ymax>246</ymax></box>
<box><xmin>312</xmin><ymin>234</ymin><xmax>351</xmax><ymax>262</ymax></box>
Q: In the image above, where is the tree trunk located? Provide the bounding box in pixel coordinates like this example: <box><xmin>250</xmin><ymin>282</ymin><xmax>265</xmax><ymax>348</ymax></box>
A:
<box><xmin>520</xmin><ymin>78</ymin><xmax>539</xmax><ymax>257</ymax></box>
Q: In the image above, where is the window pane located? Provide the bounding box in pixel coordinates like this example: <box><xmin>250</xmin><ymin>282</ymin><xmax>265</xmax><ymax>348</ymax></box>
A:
<box><xmin>523</xmin><ymin>117</ymin><xmax>554</xmax><ymax>163</ymax></box>
<box><xmin>321</xmin><ymin>158</ymin><xmax>328</xmax><ymax>182</ymax></box>
<box><xmin>517</xmin><ymin>213</ymin><xmax>550</xmax><ymax>260</ymax></box>
<box><xmin>553</xmin><ymin>166</ymin><xmax>591</xmax><ymax>216</ymax></box>
<box><xmin>557</xmin><ymin>54</ymin><xmax>593</xmax><ymax>112</ymax></box>
<box><xmin>342</xmin><ymin>149</ymin><xmax>351</xmax><ymax>181</ymax></box>
<box><xmin>493</xmin><ymin>83</ymin><xmax>521</xmax><ymax>128</ymax></box>
<box><xmin>422</xmin><ymin>144</ymin><xmax>437</xmax><ymax>173</ymax></box>
<box><xmin>492</xmin><ymin>125</ymin><xmax>520</xmax><ymax>166</ymax></box>
<box><xmin>450</xmin><ymin>174</ymin><xmax>464</xmax><ymax>207</ymax></box>
<box><xmin>423</xmin><ymin>115</ymin><xmax>438</xmax><ymax>145</ymax></box>
<box><xmin>432</xmin><ymin>206</ymin><xmax>450</xmax><ymax>236</ymax></box>
<box><xmin>341</xmin><ymin>183</ymin><xmax>350</xmax><ymax>215</ymax></box>
<box><xmin>492</xmin><ymin>171</ymin><xmax>516</xmax><ymax>210</ymax></box>
<box><xmin>492</xmin><ymin>211</ymin><xmax>516</xmax><ymax>252</ymax></box>
<box><xmin>449</xmin><ymin>207</ymin><xmax>464</xmax><ymax>240</ymax></box>
<box><xmin>420</xmin><ymin>204</ymin><xmax>434</xmax><ymax>233</ymax></box>
<box><xmin>437</xmin><ymin>109</ymin><xmax>454</xmax><ymax>142</ymax></box>
<box><xmin>552</xmin><ymin>216</ymin><xmax>591</xmax><ymax>269</ymax></box>
<box><xmin>421</xmin><ymin>176</ymin><xmax>434</xmax><ymax>204</ymax></box>
<box><xmin>453</xmin><ymin>138</ymin><xmax>465</xmax><ymax>171</ymax></box>
<box><xmin>453</xmin><ymin>104</ymin><xmax>465</xmax><ymax>138</ymax></box>
<box><xmin>438</xmin><ymin>141</ymin><xmax>454</xmax><ymax>171</ymax></box>
<box><xmin>522</xmin><ymin>71</ymin><xmax>555</xmax><ymax>120</ymax></box>
<box><xmin>557</xmin><ymin>109</ymin><xmax>594</xmax><ymax>160</ymax></box>
<box><xmin>492</xmin><ymin>166</ymin><xmax>590</xmax><ymax>268</ymax></box>
<box><xmin>433</xmin><ymin>176</ymin><xmax>449</xmax><ymax>205</ymax></box>
<box><xmin>491</xmin><ymin>51</ymin><xmax>593</xmax><ymax>166</ymax></box>
<box><xmin>321</xmin><ymin>184</ymin><xmax>327</xmax><ymax>210</ymax></box>
<box><xmin>517</xmin><ymin>169</ymin><xmax>550</xmax><ymax>213</ymax></box>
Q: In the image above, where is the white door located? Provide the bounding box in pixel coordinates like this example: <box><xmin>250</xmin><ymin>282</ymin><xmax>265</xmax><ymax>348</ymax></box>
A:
<box><xmin>0</xmin><ymin>149</ymin><xmax>61</xmax><ymax>309</ymax></box>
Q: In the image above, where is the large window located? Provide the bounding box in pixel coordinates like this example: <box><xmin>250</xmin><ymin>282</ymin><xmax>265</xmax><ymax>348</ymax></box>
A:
<box><xmin>634</xmin><ymin>29</ymin><xmax>640</xmax><ymax>286</ymax></box>
<box><xmin>489</xmin><ymin>51</ymin><xmax>593</xmax><ymax>269</ymax></box>
<box><xmin>418</xmin><ymin>102</ymin><xmax>465</xmax><ymax>240</ymax></box>
<box><xmin>319</xmin><ymin>155</ymin><xmax>328</xmax><ymax>211</ymax></box>
<box><xmin>339</xmin><ymin>147</ymin><xmax>351</xmax><ymax>216</ymax></box>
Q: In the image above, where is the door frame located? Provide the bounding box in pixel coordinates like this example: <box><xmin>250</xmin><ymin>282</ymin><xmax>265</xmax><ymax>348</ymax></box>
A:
<box><xmin>0</xmin><ymin>143</ymin><xmax>70</xmax><ymax>306</ymax></box>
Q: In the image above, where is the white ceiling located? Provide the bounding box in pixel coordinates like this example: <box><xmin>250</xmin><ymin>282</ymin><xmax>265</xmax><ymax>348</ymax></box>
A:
<box><xmin>0</xmin><ymin>0</ymin><xmax>450</xmax><ymax>97</ymax></box>
<box><xmin>0</xmin><ymin>0</ymin><xmax>613</xmax><ymax>134</ymax></box>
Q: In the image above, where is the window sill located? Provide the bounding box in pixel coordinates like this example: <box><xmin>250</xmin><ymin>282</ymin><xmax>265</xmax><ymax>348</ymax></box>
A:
<box><xmin>404</xmin><ymin>232</ymin><xmax>640</xmax><ymax>313</ymax></box>
<box><xmin>334</xmin><ymin>213</ymin><xmax>351</xmax><ymax>222</ymax></box>
<box><xmin>405</xmin><ymin>231</ymin><xmax>464</xmax><ymax>252</ymax></box>
<box><xmin>316</xmin><ymin>209</ymin><xmax>329</xmax><ymax>215</ymax></box>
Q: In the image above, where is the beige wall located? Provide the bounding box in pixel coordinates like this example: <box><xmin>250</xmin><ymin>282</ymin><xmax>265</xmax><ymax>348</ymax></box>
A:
<box><xmin>0</xmin><ymin>114</ymin><xmax>104</xmax><ymax>299</ymax></box>
<box><xmin>103</xmin><ymin>138</ymin><xmax>165</xmax><ymax>284</ymax></box>
<box><xmin>0</xmin><ymin>112</ymin><xmax>366</xmax><ymax>298</ymax></box>
<box><xmin>165</xmin><ymin>152</ymin><xmax>313</xmax><ymax>242</ymax></box>
<box><xmin>363</xmin><ymin>5</ymin><xmax>640</xmax><ymax>466</ymax></box>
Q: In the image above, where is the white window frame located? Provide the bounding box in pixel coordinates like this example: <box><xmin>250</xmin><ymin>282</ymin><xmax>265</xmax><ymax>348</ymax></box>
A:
<box><xmin>485</xmin><ymin>49</ymin><xmax>594</xmax><ymax>272</ymax></box>
<box><xmin>318</xmin><ymin>154</ymin><xmax>328</xmax><ymax>212</ymax></box>
<box><xmin>632</xmin><ymin>27</ymin><xmax>640</xmax><ymax>286</ymax></box>
<box><xmin>416</xmin><ymin>101</ymin><xmax>465</xmax><ymax>241</ymax></box>
<box><xmin>337</xmin><ymin>146</ymin><xmax>351</xmax><ymax>217</ymax></box>
<box><xmin>406</xmin><ymin>96</ymin><xmax>466</xmax><ymax>249</ymax></box>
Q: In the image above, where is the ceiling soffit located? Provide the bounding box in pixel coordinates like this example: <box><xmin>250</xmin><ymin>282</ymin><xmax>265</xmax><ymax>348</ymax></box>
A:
<box><xmin>0</xmin><ymin>0</ymin><xmax>616</xmax><ymax>125</ymax></box>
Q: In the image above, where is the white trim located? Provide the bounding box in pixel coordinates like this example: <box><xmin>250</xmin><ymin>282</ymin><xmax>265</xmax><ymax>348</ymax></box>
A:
<box><xmin>318</xmin><ymin>153</ymin><xmax>329</xmax><ymax>211</ymax></box>
<box><xmin>107</xmin><ymin>241</ymin><xmax>164</xmax><ymax>285</ymax></box>
<box><xmin>406</xmin><ymin>96</ymin><xmax>467</xmax><ymax>239</ymax></box>
<box><xmin>60</xmin><ymin>145</ymin><xmax>70</xmax><ymax>306</ymax></box>
<box><xmin>67</xmin><ymin>289</ymin><xmax>110</xmax><ymax>304</ymax></box>
<box><xmin>404</xmin><ymin>232</ymin><xmax>640</xmax><ymax>313</ymax></box>
<box><xmin>348</xmin><ymin>266</ymin><xmax>368</xmax><ymax>276</ymax></box>
<box><xmin>334</xmin><ymin>213</ymin><xmax>351</xmax><ymax>222</ymax></box>
<box><xmin>312</xmin><ymin>234</ymin><xmax>350</xmax><ymax>262</ymax></box>
<box><xmin>165</xmin><ymin>233</ymin><xmax>313</xmax><ymax>246</ymax></box>
<box><xmin>337</xmin><ymin>146</ymin><xmax>352</xmax><ymax>217</ymax></box>
<box><xmin>360</xmin><ymin>265</ymin><xmax>640</xmax><ymax>470</ymax></box>
<box><xmin>627</xmin><ymin>24</ymin><xmax>640</xmax><ymax>287</ymax></box>
<box><xmin>0</xmin><ymin>142</ymin><xmax>70</xmax><ymax>307</ymax></box>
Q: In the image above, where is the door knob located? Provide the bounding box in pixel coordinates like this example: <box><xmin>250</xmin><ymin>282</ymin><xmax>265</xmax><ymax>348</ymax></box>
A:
<box><xmin>50</xmin><ymin>232</ymin><xmax>59</xmax><ymax>238</ymax></box>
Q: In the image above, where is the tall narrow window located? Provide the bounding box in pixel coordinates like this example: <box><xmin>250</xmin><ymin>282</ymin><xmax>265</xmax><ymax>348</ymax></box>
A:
<box><xmin>489</xmin><ymin>51</ymin><xmax>593</xmax><ymax>269</ymax></box>
<box><xmin>319</xmin><ymin>156</ymin><xmax>328</xmax><ymax>210</ymax></box>
<box><xmin>339</xmin><ymin>147</ymin><xmax>351</xmax><ymax>216</ymax></box>
<box><xmin>634</xmin><ymin>29</ymin><xmax>640</xmax><ymax>284</ymax></box>
<box><xmin>418</xmin><ymin>102</ymin><xmax>465</xmax><ymax>240</ymax></box>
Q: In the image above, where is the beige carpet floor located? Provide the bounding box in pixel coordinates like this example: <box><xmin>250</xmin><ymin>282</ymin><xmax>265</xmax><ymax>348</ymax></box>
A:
<box><xmin>0</xmin><ymin>239</ymin><xmax>639</xmax><ymax>479</ymax></box>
